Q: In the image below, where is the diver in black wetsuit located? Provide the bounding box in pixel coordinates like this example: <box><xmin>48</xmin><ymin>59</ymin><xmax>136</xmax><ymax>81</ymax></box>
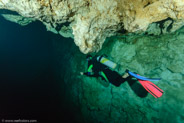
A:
<box><xmin>80</xmin><ymin>55</ymin><xmax>130</xmax><ymax>87</ymax></box>
<box><xmin>81</xmin><ymin>55</ymin><xmax>164</xmax><ymax>98</ymax></box>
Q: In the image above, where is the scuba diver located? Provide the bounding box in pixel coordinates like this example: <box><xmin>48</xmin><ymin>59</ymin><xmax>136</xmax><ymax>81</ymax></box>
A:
<box><xmin>80</xmin><ymin>55</ymin><xmax>130</xmax><ymax>86</ymax></box>
<box><xmin>80</xmin><ymin>55</ymin><xmax>164</xmax><ymax>98</ymax></box>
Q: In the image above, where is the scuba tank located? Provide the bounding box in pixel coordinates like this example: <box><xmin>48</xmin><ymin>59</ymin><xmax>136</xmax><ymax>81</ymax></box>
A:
<box><xmin>97</xmin><ymin>56</ymin><xmax>117</xmax><ymax>69</ymax></box>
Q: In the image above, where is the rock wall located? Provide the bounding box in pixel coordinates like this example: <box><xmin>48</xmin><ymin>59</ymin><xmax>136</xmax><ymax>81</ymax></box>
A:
<box><xmin>61</xmin><ymin>27</ymin><xmax>184</xmax><ymax>123</ymax></box>
<box><xmin>1</xmin><ymin>0</ymin><xmax>184</xmax><ymax>53</ymax></box>
<box><xmin>1</xmin><ymin>14</ymin><xmax>34</xmax><ymax>26</ymax></box>
<box><xmin>1</xmin><ymin>0</ymin><xmax>184</xmax><ymax>122</ymax></box>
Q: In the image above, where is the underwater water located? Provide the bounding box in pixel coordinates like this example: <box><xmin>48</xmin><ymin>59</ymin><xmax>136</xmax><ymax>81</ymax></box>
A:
<box><xmin>0</xmin><ymin>15</ymin><xmax>79</xmax><ymax>122</ymax></box>
<box><xmin>1</xmin><ymin>11</ymin><xmax>184</xmax><ymax>123</ymax></box>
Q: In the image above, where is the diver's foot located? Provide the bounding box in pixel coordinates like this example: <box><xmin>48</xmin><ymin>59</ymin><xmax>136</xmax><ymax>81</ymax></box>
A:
<box><xmin>122</xmin><ymin>73</ymin><xmax>129</xmax><ymax>78</ymax></box>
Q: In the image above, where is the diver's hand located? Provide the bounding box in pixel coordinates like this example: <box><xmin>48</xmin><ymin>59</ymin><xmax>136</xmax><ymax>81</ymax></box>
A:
<box><xmin>80</xmin><ymin>72</ymin><xmax>84</xmax><ymax>75</ymax></box>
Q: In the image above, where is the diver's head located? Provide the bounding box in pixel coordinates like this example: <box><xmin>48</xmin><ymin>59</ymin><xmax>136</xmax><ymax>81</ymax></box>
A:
<box><xmin>86</xmin><ymin>55</ymin><xmax>92</xmax><ymax>61</ymax></box>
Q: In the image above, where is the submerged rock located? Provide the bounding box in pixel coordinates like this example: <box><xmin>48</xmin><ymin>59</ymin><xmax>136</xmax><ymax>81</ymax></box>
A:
<box><xmin>62</xmin><ymin>27</ymin><xmax>184</xmax><ymax>123</ymax></box>
<box><xmin>1</xmin><ymin>14</ymin><xmax>34</xmax><ymax>26</ymax></box>
<box><xmin>1</xmin><ymin>0</ymin><xmax>184</xmax><ymax>53</ymax></box>
<box><xmin>1</xmin><ymin>0</ymin><xmax>184</xmax><ymax>122</ymax></box>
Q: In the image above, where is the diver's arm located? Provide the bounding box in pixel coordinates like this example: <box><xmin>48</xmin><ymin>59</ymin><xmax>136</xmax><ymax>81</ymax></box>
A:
<box><xmin>81</xmin><ymin>72</ymin><xmax>96</xmax><ymax>77</ymax></box>
<box><xmin>81</xmin><ymin>64</ymin><xmax>95</xmax><ymax>76</ymax></box>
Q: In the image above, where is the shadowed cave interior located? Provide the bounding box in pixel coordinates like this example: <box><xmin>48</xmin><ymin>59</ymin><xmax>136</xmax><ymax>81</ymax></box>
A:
<box><xmin>0</xmin><ymin>15</ymin><xmax>80</xmax><ymax>122</ymax></box>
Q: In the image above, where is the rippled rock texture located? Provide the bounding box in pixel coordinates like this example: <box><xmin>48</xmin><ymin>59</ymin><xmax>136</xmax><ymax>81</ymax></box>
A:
<box><xmin>58</xmin><ymin>27</ymin><xmax>184</xmax><ymax>123</ymax></box>
<box><xmin>1</xmin><ymin>0</ymin><xmax>184</xmax><ymax>53</ymax></box>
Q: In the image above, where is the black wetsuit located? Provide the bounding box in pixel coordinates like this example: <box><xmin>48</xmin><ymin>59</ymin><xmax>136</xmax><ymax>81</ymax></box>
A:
<box><xmin>83</xmin><ymin>56</ymin><xmax>129</xmax><ymax>87</ymax></box>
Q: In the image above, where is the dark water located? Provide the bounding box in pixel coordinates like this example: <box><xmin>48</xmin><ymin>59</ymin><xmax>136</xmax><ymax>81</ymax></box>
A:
<box><xmin>0</xmin><ymin>15</ymin><xmax>74</xmax><ymax>122</ymax></box>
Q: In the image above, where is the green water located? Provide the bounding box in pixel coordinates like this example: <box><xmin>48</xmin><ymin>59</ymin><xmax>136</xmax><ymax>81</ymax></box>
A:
<box><xmin>1</xmin><ymin>10</ymin><xmax>184</xmax><ymax>122</ymax></box>
<box><xmin>61</xmin><ymin>26</ymin><xmax>184</xmax><ymax>123</ymax></box>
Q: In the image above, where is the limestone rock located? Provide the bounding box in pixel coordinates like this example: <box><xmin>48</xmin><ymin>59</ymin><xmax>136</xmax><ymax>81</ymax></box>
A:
<box><xmin>65</xmin><ymin>26</ymin><xmax>184</xmax><ymax>122</ymax></box>
<box><xmin>1</xmin><ymin>14</ymin><xmax>34</xmax><ymax>26</ymax></box>
<box><xmin>1</xmin><ymin>0</ymin><xmax>184</xmax><ymax>53</ymax></box>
